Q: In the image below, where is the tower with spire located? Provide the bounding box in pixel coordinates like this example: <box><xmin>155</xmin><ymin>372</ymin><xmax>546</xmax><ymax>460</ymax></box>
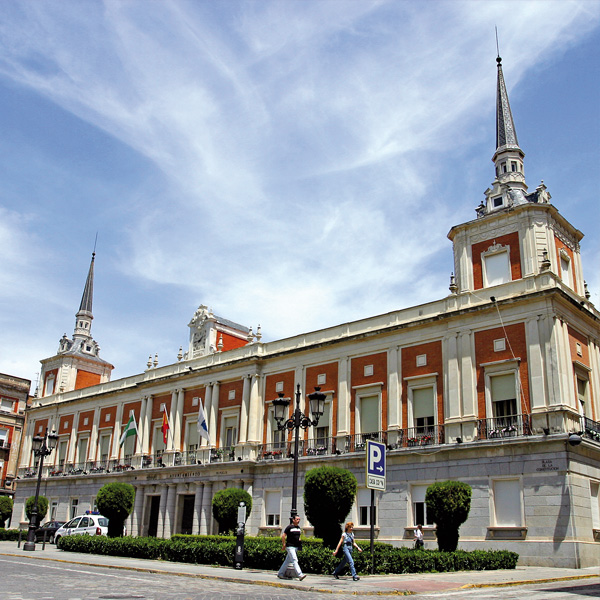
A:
<box><xmin>38</xmin><ymin>252</ymin><xmax>113</xmax><ymax>397</ymax></box>
<box><xmin>448</xmin><ymin>55</ymin><xmax>585</xmax><ymax>299</ymax></box>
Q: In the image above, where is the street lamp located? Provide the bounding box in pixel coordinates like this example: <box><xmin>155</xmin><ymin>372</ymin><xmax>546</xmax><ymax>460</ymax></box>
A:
<box><xmin>23</xmin><ymin>428</ymin><xmax>58</xmax><ymax>551</ymax></box>
<box><xmin>272</xmin><ymin>384</ymin><xmax>326</xmax><ymax>520</ymax></box>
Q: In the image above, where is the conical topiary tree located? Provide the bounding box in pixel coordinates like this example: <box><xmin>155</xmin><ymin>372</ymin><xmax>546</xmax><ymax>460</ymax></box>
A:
<box><xmin>425</xmin><ymin>480</ymin><xmax>472</xmax><ymax>551</ymax></box>
<box><xmin>95</xmin><ymin>482</ymin><xmax>135</xmax><ymax>537</ymax></box>
<box><xmin>303</xmin><ymin>466</ymin><xmax>357</xmax><ymax>548</ymax></box>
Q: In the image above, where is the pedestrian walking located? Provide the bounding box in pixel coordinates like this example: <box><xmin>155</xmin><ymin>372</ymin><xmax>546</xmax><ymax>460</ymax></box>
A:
<box><xmin>332</xmin><ymin>521</ymin><xmax>362</xmax><ymax>581</ymax></box>
<box><xmin>277</xmin><ymin>515</ymin><xmax>306</xmax><ymax>581</ymax></box>
<box><xmin>414</xmin><ymin>524</ymin><xmax>424</xmax><ymax>549</ymax></box>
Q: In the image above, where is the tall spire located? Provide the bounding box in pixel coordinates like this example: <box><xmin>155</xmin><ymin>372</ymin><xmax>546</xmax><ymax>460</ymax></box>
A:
<box><xmin>73</xmin><ymin>252</ymin><xmax>95</xmax><ymax>340</ymax></box>
<box><xmin>495</xmin><ymin>56</ymin><xmax>519</xmax><ymax>152</ymax></box>
<box><xmin>490</xmin><ymin>54</ymin><xmax>526</xmax><ymax>195</ymax></box>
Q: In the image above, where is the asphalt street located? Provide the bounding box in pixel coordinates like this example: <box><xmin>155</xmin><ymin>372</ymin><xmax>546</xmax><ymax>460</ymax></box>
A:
<box><xmin>0</xmin><ymin>555</ymin><xmax>599</xmax><ymax>600</ymax></box>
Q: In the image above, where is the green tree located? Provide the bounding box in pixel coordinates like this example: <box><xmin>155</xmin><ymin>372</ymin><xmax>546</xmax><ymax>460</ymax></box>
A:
<box><xmin>212</xmin><ymin>488</ymin><xmax>252</xmax><ymax>534</ymax></box>
<box><xmin>0</xmin><ymin>496</ymin><xmax>13</xmax><ymax>528</ymax></box>
<box><xmin>95</xmin><ymin>482</ymin><xmax>136</xmax><ymax>538</ymax></box>
<box><xmin>25</xmin><ymin>496</ymin><xmax>48</xmax><ymax>526</ymax></box>
<box><xmin>303</xmin><ymin>466</ymin><xmax>357</xmax><ymax>548</ymax></box>
<box><xmin>425</xmin><ymin>480</ymin><xmax>472</xmax><ymax>551</ymax></box>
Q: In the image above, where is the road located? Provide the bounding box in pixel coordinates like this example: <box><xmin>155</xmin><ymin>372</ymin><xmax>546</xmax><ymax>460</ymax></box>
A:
<box><xmin>0</xmin><ymin>555</ymin><xmax>598</xmax><ymax>599</ymax></box>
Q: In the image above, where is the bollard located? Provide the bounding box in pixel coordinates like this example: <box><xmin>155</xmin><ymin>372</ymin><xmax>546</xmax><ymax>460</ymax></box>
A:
<box><xmin>234</xmin><ymin>501</ymin><xmax>246</xmax><ymax>569</ymax></box>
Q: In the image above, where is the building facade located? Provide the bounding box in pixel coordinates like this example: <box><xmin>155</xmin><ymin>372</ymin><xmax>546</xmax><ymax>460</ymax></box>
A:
<box><xmin>0</xmin><ymin>373</ymin><xmax>30</xmax><ymax>507</ymax></box>
<box><xmin>13</xmin><ymin>58</ymin><xmax>600</xmax><ymax>567</ymax></box>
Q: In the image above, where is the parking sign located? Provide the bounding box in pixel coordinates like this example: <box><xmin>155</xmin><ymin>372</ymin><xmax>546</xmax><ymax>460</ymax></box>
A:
<box><xmin>366</xmin><ymin>440</ymin><xmax>386</xmax><ymax>490</ymax></box>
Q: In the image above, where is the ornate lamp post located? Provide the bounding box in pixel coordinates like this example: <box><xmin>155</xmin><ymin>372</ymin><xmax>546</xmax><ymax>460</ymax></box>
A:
<box><xmin>23</xmin><ymin>428</ymin><xmax>58</xmax><ymax>551</ymax></box>
<box><xmin>272</xmin><ymin>384</ymin><xmax>326</xmax><ymax>519</ymax></box>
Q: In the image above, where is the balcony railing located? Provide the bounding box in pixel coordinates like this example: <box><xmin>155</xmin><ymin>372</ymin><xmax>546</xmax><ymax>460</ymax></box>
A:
<box><xmin>583</xmin><ymin>416</ymin><xmax>600</xmax><ymax>442</ymax></box>
<box><xmin>0</xmin><ymin>441</ymin><xmax>11</xmax><ymax>450</ymax></box>
<box><xmin>477</xmin><ymin>414</ymin><xmax>531</xmax><ymax>440</ymax></box>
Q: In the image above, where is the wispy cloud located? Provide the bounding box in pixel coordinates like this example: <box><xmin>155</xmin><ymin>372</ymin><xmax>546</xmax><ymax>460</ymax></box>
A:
<box><xmin>0</xmin><ymin>0</ymin><xmax>598</xmax><ymax>381</ymax></box>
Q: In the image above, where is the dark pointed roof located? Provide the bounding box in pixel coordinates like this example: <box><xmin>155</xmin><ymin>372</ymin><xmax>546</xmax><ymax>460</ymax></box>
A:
<box><xmin>495</xmin><ymin>56</ymin><xmax>520</xmax><ymax>152</ymax></box>
<box><xmin>78</xmin><ymin>252</ymin><xmax>95</xmax><ymax>317</ymax></box>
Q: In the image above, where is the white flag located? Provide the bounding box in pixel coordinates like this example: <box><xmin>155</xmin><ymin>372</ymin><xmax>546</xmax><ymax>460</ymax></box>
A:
<box><xmin>119</xmin><ymin>414</ymin><xmax>138</xmax><ymax>447</ymax></box>
<box><xmin>197</xmin><ymin>400</ymin><xmax>210</xmax><ymax>443</ymax></box>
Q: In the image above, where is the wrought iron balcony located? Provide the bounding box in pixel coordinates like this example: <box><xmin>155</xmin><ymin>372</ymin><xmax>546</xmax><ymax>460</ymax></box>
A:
<box><xmin>477</xmin><ymin>414</ymin><xmax>531</xmax><ymax>440</ymax></box>
<box><xmin>582</xmin><ymin>416</ymin><xmax>600</xmax><ymax>442</ymax></box>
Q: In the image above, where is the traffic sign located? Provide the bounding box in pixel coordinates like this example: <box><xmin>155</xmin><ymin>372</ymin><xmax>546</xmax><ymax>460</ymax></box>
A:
<box><xmin>366</xmin><ymin>440</ymin><xmax>386</xmax><ymax>490</ymax></box>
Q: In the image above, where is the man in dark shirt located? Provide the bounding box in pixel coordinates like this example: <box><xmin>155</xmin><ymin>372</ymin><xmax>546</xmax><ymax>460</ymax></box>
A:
<box><xmin>277</xmin><ymin>515</ymin><xmax>306</xmax><ymax>580</ymax></box>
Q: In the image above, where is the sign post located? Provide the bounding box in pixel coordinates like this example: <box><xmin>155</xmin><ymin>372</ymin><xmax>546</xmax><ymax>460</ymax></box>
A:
<box><xmin>366</xmin><ymin>440</ymin><xmax>386</xmax><ymax>574</ymax></box>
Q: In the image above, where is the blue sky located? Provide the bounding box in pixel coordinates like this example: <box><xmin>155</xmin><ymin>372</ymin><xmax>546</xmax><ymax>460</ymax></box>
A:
<box><xmin>0</xmin><ymin>0</ymin><xmax>598</xmax><ymax>388</ymax></box>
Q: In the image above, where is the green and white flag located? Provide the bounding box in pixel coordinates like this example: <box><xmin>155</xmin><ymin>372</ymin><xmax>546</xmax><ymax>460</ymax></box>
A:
<box><xmin>119</xmin><ymin>414</ymin><xmax>138</xmax><ymax>447</ymax></box>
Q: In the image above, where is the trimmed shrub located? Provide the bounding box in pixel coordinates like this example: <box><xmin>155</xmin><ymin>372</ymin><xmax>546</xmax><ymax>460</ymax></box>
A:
<box><xmin>96</xmin><ymin>482</ymin><xmax>136</xmax><ymax>537</ymax></box>
<box><xmin>25</xmin><ymin>496</ymin><xmax>48</xmax><ymax>526</ymax></box>
<box><xmin>59</xmin><ymin>533</ymin><xmax>518</xmax><ymax>573</ymax></box>
<box><xmin>303</xmin><ymin>466</ymin><xmax>357</xmax><ymax>548</ymax></box>
<box><xmin>0</xmin><ymin>528</ymin><xmax>21</xmax><ymax>541</ymax></box>
<box><xmin>0</xmin><ymin>496</ymin><xmax>13</xmax><ymax>528</ymax></box>
<box><xmin>211</xmin><ymin>488</ymin><xmax>252</xmax><ymax>534</ymax></box>
<box><xmin>425</xmin><ymin>481</ymin><xmax>472</xmax><ymax>551</ymax></box>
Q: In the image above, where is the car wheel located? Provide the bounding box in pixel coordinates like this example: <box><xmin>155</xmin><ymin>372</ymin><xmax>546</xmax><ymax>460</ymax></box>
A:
<box><xmin>49</xmin><ymin>534</ymin><xmax>55</xmax><ymax>544</ymax></box>
<box><xmin>55</xmin><ymin>536</ymin><xmax>61</xmax><ymax>547</ymax></box>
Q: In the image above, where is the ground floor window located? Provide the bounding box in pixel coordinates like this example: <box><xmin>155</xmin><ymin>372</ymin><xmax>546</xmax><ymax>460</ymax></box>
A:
<box><xmin>264</xmin><ymin>490</ymin><xmax>281</xmax><ymax>527</ymax></box>
<box><xmin>70</xmin><ymin>498</ymin><xmax>79</xmax><ymax>519</ymax></box>
<box><xmin>492</xmin><ymin>478</ymin><xmax>523</xmax><ymax>526</ymax></box>
<box><xmin>590</xmin><ymin>481</ymin><xmax>600</xmax><ymax>531</ymax></box>
<box><xmin>357</xmin><ymin>488</ymin><xmax>376</xmax><ymax>526</ymax></box>
<box><xmin>411</xmin><ymin>484</ymin><xmax>434</xmax><ymax>526</ymax></box>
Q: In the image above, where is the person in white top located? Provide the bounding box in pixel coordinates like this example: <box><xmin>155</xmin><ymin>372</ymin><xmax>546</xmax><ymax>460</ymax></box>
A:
<box><xmin>414</xmin><ymin>523</ymin><xmax>424</xmax><ymax>549</ymax></box>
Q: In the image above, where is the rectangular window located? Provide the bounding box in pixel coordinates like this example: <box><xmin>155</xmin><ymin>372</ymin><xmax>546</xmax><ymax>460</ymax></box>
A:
<box><xmin>591</xmin><ymin>482</ymin><xmax>600</xmax><ymax>531</ymax></box>
<box><xmin>0</xmin><ymin>398</ymin><xmax>13</xmax><ymax>412</ymax></box>
<box><xmin>490</xmin><ymin>373</ymin><xmax>517</xmax><ymax>423</ymax></box>
<box><xmin>123</xmin><ymin>428</ymin><xmax>135</xmax><ymax>460</ymax></box>
<box><xmin>577</xmin><ymin>377</ymin><xmax>588</xmax><ymax>417</ymax></box>
<box><xmin>70</xmin><ymin>498</ymin><xmax>79</xmax><ymax>520</ymax></box>
<box><xmin>357</xmin><ymin>488</ymin><xmax>376</xmax><ymax>527</ymax></box>
<box><xmin>560</xmin><ymin>255</ymin><xmax>572</xmax><ymax>288</ymax></box>
<box><xmin>411</xmin><ymin>485</ymin><xmax>434</xmax><ymax>526</ymax></box>
<box><xmin>223</xmin><ymin>416</ymin><xmax>237</xmax><ymax>448</ymax></box>
<box><xmin>99</xmin><ymin>434</ymin><xmax>111</xmax><ymax>462</ymax></box>
<box><xmin>58</xmin><ymin>440</ymin><xmax>68</xmax><ymax>467</ymax></box>
<box><xmin>493</xmin><ymin>479</ymin><xmax>522</xmax><ymax>526</ymax></box>
<box><xmin>186</xmin><ymin>421</ymin><xmax>200</xmax><ymax>451</ymax></box>
<box><xmin>484</xmin><ymin>251</ymin><xmax>511</xmax><ymax>286</ymax></box>
<box><xmin>0</xmin><ymin>429</ymin><xmax>8</xmax><ymax>447</ymax></box>
<box><xmin>359</xmin><ymin>395</ymin><xmax>379</xmax><ymax>436</ymax></box>
<box><xmin>50</xmin><ymin>501</ymin><xmax>58</xmax><ymax>520</ymax></box>
<box><xmin>412</xmin><ymin>387</ymin><xmax>435</xmax><ymax>433</ymax></box>
<box><xmin>314</xmin><ymin>402</ymin><xmax>330</xmax><ymax>447</ymax></box>
<box><xmin>265</xmin><ymin>491</ymin><xmax>281</xmax><ymax>527</ymax></box>
<box><xmin>272</xmin><ymin>427</ymin><xmax>285</xmax><ymax>450</ymax></box>
<box><xmin>77</xmin><ymin>437</ymin><xmax>89</xmax><ymax>465</ymax></box>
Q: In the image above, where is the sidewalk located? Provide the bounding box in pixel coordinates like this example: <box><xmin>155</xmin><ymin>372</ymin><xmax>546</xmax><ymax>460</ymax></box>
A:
<box><xmin>0</xmin><ymin>541</ymin><xmax>598</xmax><ymax>595</ymax></box>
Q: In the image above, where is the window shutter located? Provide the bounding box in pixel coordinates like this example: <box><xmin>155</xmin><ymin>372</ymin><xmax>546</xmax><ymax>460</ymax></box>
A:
<box><xmin>413</xmin><ymin>387</ymin><xmax>434</xmax><ymax>419</ymax></box>
<box><xmin>491</xmin><ymin>374</ymin><xmax>516</xmax><ymax>402</ymax></box>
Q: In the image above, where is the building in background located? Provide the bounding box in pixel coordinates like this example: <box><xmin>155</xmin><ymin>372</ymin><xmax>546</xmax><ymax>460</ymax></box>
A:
<box><xmin>13</xmin><ymin>57</ymin><xmax>600</xmax><ymax>567</ymax></box>
<box><xmin>0</xmin><ymin>373</ymin><xmax>30</xmax><ymax>507</ymax></box>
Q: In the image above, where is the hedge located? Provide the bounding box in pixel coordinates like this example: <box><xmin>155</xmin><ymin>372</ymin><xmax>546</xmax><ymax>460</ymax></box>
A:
<box><xmin>0</xmin><ymin>528</ymin><xmax>22</xmax><ymax>541</ymax></box>
<box><xmin>57</xmin><ymin>534</ymin><xmax>518</xmax><ymax>573</ymax></box>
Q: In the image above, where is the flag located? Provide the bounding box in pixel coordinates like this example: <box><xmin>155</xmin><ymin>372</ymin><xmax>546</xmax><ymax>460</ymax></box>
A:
<box><xmin>161</xmin><ymin>410</ymin><xmax>170</xmax><ymax>445</ymax></box>
<box><xmin>197</xmin><ymin>400</ymin><xmax>210</xmax><ymax>443</ymax></box>
<box><xmin>119</xmin><ymin>414</ymin><xmax>138</xmax><ymax>447</ymax></box>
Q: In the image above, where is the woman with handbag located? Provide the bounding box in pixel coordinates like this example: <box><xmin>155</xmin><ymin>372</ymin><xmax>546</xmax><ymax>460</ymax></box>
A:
<box><xmin>332</xmin><ymin>522</ymin><xmax>362</xmax><ymax>580</ymax></box>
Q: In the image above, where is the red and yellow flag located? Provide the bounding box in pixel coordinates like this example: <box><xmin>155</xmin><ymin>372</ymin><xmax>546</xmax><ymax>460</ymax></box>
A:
<box><xmin>161</xmin><ymin>411</ymin><xmax>170</xmax><ymax>444</ymax></box>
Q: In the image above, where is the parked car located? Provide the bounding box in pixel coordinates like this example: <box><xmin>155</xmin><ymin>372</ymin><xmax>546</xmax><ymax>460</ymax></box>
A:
<box><xmin>34</xmin><ymin>520</ymin><xmax>66</xmax><ymax>543</ymax></box>
<box><xmin>54</xmin><ymin>514</ymin><xmax>108</xmax><ymax>544</ymax></box>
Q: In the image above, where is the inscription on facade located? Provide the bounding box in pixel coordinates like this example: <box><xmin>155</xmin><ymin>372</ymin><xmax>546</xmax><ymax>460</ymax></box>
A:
<box><xmin>536</xmin><ymin>459</ymin><xmax>558</xmax><ymax>472</ymax></box>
